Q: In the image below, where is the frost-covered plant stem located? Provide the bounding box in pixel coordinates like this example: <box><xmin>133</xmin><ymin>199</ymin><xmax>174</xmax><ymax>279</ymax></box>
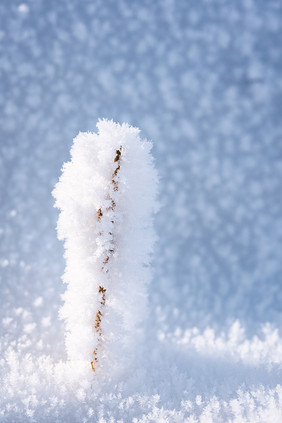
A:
<box><xmin>92</xmin><ymin>146</ymin><xmax>122</xmax><ymax>371</ymax></box>
<box><xmin>53</xmin><ymin>120</ymin><xmax>158</xmax><ymax>375</ymax></box>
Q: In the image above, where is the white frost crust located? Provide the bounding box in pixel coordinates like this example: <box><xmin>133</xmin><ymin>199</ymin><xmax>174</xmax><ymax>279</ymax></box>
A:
<box><xmin>52</xmin><ymin>119</ymin><xmax>159</xmax><ymax>372</ymax></box>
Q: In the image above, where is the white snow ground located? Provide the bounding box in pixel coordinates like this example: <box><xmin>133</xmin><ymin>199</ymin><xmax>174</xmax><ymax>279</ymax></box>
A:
<box><xmin>1</xmin><ymin>0</ymin><xmax>282</xmax><ymax>421</ymax></box>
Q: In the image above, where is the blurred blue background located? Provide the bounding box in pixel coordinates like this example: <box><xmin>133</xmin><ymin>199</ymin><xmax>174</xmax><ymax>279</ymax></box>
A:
<box><xmin>1</xmin><ymin>0</ymin><xmax>282</xmax><ymax>351</ymax></box>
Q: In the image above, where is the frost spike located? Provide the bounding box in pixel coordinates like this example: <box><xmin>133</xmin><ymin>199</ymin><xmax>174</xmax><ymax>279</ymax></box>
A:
<box><xmin>52</xmin><ymin>119</ymin><xmax>158</xmax><ymax>376</ymax></box>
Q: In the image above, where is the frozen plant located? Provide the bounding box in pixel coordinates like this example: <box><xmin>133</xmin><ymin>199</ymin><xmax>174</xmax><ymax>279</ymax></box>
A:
<box><xmin>52</xmin><ymin>119</ymin><xmax>158</xmax><ymax>375</ymax></box>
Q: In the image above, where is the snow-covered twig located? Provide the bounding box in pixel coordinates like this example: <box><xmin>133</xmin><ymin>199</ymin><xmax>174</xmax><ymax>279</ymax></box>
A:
<box><xmin>52</xmin><ymin>119</ymin><xmax>158</xmax><ymax>375</ymax></box>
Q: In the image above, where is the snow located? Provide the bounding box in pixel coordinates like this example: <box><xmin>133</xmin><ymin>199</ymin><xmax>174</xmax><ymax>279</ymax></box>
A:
<box><xmin>1</xmin><ymin>0</ymin><xmax>282</xmax><ymax>421</ymax></box>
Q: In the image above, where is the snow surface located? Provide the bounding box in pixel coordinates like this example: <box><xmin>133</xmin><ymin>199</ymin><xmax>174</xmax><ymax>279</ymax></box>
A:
<box><xmin>1</xmin><ymin>0</ymin><xmax>282</xmax><ymax>421</ymax></box>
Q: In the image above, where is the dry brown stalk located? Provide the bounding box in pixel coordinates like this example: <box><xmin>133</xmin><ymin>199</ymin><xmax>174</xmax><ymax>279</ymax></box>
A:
<box><xmin>91</xmin><ymin>148</ymin><xmax>122</xmax><ymax>372</ymax></box>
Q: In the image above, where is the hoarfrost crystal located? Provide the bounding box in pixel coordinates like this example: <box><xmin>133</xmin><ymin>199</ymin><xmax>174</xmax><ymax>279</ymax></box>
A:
<box><xmin>52</xmin><ymin>119</ymin><xmax>158</xmax><ymax>374</ymax></box>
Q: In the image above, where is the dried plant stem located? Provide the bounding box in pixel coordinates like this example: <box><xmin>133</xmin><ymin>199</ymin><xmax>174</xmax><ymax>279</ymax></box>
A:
<box><xmin>91</xmin><ymin>148</ymin><xmax>122</xmax><ymax>372</ymax></box>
